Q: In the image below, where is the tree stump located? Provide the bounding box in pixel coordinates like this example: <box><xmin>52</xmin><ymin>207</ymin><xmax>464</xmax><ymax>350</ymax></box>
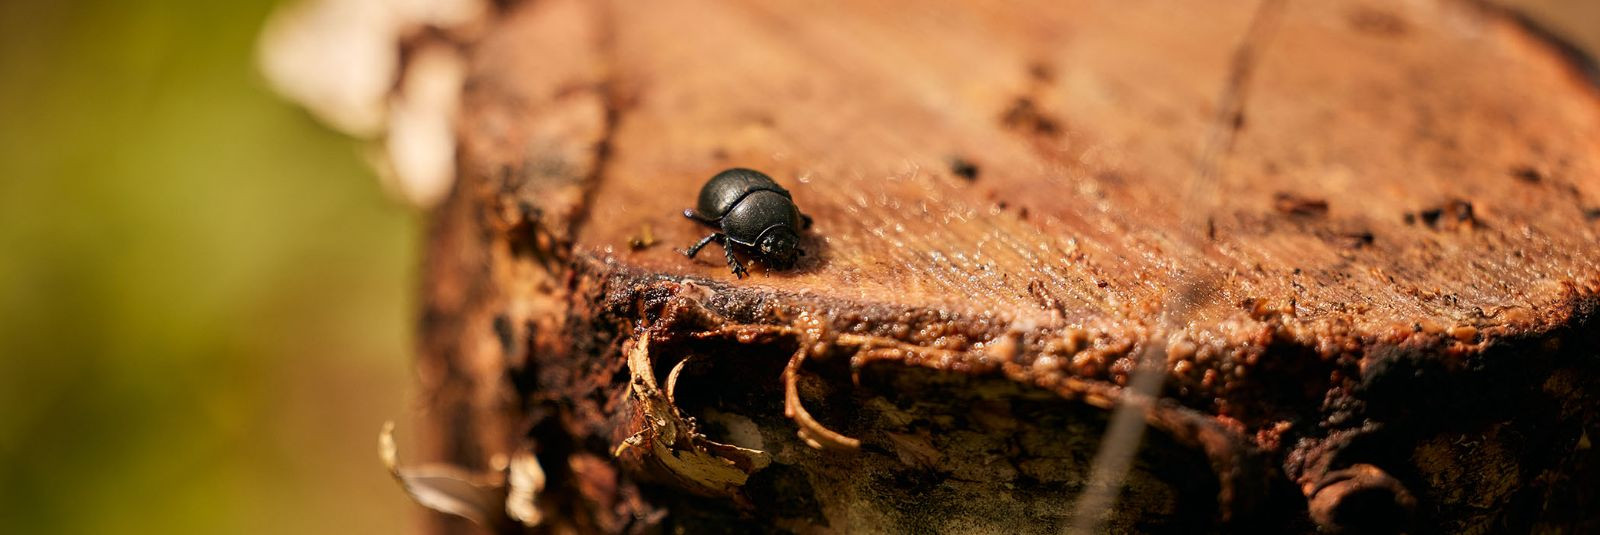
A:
<box><xmin>413</xmin><ymin>0</ymin><xmax>1600</xmax><ymax>532</ymax></box>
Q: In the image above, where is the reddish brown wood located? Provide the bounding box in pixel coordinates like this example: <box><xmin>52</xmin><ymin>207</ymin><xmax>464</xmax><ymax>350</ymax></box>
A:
<box><xmin>417</xmin><ymin>0</ymin><xmax>1600</xmax><ymax>532</ymax></box>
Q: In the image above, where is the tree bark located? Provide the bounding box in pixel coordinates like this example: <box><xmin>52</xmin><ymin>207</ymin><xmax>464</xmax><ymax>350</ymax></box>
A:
<box><xmin>415</xmin><ymin>0</ymin><xmax>1600</xmax><ymax>532</ymax></box>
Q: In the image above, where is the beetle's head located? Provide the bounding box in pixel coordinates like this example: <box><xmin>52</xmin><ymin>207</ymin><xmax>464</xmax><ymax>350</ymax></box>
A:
<box><xmin>757</xmin><ymin>226</ymin><xmax>801</xmax><ymax>267</ymax></box>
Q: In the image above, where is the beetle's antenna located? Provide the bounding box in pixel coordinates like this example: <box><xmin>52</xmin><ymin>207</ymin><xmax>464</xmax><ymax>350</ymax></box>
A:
<box><xmin>1066</xmin><ymin>1</ymin><xmax>1286</xmax><ymax>532</ymax></box>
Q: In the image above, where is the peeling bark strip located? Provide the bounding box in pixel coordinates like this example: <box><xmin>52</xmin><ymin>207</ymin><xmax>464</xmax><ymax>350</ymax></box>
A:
<box><xmin>614</xmin><ymin>334</ymin><xmax>772</xmax><ymax>500</ymax></box>
<box><xmin>419</xmin><ymin>0</ymin><xmax>1600</xmax><ymax>533</ymax></box>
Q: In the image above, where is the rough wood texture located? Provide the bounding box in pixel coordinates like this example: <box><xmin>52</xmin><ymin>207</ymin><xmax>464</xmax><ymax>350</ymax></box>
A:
<box><xmin>418</xmin><ymin>0</ymin><xmax>1600</xmax><ymax>532</ymax></box>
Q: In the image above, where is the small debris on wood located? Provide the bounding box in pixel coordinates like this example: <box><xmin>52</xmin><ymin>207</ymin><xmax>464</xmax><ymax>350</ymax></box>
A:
<box><xmin>1333</xmin><ymin>230</ymin><xmax>1375</xmax><ymax>249</ymax></box>
<box><xmin>628</xmin><ymin>224</ymin><xmax>657</xmax><ymax>250</ymax></box>
<box><xmin>1028</xmin><ymin>279</ymin><xmax>1065</xmax><ymax>314</ymax></box>
<box><xmin>1274</xmin><ymin>192</ymin><xmax>1329</xmax><ymax>217</ymax></box>
<box><xmin>1346</xmin><ymin>6</ymin><xmax>1410</xmax><ymax>37</ymax></box>
<box><xmin>948</xmin><ymin>156</ymin><xmax>980</xmax><ymax>181</ymax></box>
<box><xmin>1407</xmin><ymin>199</ymin><xmax>1480</xmax><ymax>230</ymax></box>
<box><xmin>999</xmin><ymin>96</ymin><xmax>1061</xmax><ymax>137</ymax></box>
<box><xmin>1027</xmin><ymin>61</ymin><xmax>1055</xmax><ymax>83</ymax></box>
<box><xmin>1510</xmin><ymin>166</ymin><xmax>1543</xmax><ymax>183</ymax></box>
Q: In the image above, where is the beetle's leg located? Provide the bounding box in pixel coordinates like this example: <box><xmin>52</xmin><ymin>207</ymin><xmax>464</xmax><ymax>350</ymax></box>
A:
<box><xmin>683</xmin><ymin>208</ymin><xmax>718</xmax><ymax>225</ymax></box>
<box><xmin>684</xmin><ymin>233</ymin><xmax>722</xmax><ymax>258</ymax></box>
<box><xmin>724</xmin><ymin>242</ymin><xmax>747</xmax><ymax>278</ymax></box>
<box><xmin>800</xmin><ymin>213</ymin><xmax>814</xmax><ymax>230</ymax></box>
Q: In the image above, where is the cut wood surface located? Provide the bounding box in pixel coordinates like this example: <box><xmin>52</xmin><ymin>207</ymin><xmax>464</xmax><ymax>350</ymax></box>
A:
<box><xmin>417</xmin><ymin>0</ymin><xmax>1600</xmax><ymax>532</ymax></box>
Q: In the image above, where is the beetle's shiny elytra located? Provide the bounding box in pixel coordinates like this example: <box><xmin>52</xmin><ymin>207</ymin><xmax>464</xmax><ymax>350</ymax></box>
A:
<box><xmin>682</xmin><ymin>168</ymin><xmax>812</xmax><ymax>278</ymax></box>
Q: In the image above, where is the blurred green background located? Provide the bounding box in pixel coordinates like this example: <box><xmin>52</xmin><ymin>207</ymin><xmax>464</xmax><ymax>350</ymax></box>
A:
<box><xmin>0</xmin><ymin>1</ymin><xmax>1593</xmax><ymax>534</ymax></box>
<box><xmin>0</xmin><ymin>1</ymin><xmax>413</xmax><ymax>533</ymax></box>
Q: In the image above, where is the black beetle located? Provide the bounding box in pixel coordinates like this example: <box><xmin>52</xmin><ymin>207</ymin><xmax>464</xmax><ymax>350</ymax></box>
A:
<box><xmin>682</xmin><ymin>168</ymin><xmax>812</xmax><ymax>278</ymax></box>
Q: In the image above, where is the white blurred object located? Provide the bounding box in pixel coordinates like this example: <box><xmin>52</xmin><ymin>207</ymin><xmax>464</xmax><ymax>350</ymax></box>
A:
<box><xmin>257</xmin><ymin>0</ymin><xmax>488</xmax><ymax>207</ymax></box>
<box><xmin>384</xmin><ymin>45</ymin><xmax>466</xmax><ymax>208</ymax></box>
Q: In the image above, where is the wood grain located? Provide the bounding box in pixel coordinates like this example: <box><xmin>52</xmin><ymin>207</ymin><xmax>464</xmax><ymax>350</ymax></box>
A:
<box><xmin>423</xmin><ymin>0</ymin><xmax>1600</xmax><ymax>532</ymax></box>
